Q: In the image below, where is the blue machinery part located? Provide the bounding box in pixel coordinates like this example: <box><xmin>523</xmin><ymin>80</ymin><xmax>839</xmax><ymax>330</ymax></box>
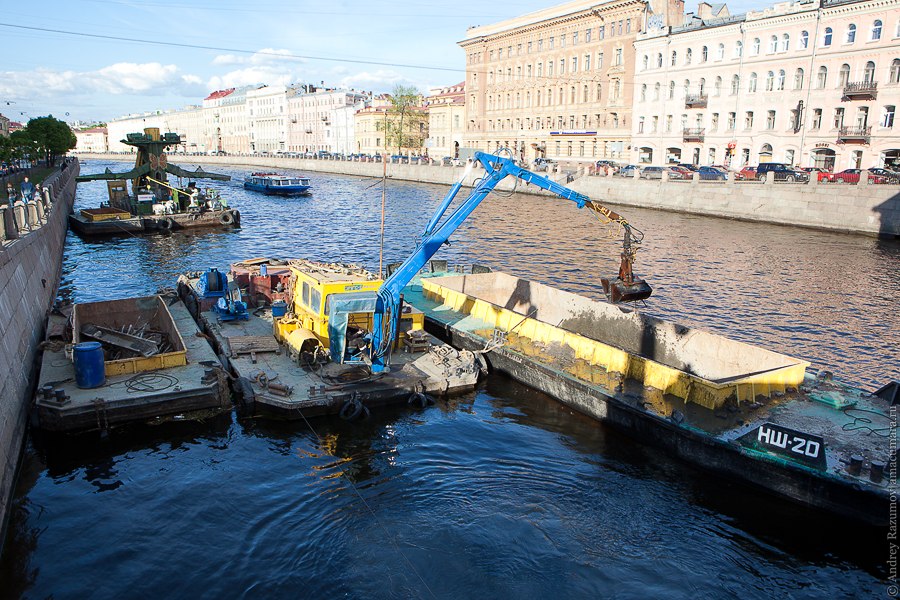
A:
<box><xmin>214</xmin><ymin>282</ymin><xmax>249</xmax><ymax>321</ymax></box>
<box><xmin>198</xmin><ymin>267</ymin><xmax>228</xmax><ymax>299</ymax></box>
<box><xmin>366</xmin><ymin>151</ymin><xmax>652</xmax><ymax>373</ymax></box>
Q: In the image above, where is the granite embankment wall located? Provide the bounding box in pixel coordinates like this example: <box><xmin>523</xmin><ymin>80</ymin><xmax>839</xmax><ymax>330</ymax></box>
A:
<box><xmin>81</xmin><ymin>154</ymin><xmax>899</xmax><ymax>237</ymax></box>
<box><xmin>0</xmin><ymin>160</ymin><xmax>79</xmax><ymax>537</ymax></box>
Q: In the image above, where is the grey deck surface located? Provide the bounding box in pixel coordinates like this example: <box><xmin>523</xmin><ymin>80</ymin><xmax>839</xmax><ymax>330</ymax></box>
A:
<box><xmin>36</xmin><ymin>300</ymin><xmax>226</xmax><ymax>431</ymax></box>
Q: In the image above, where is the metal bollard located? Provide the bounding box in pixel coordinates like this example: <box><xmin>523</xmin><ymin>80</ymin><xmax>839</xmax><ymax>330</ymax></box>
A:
<box><xmin>1</xmin><ymin>206</ymin><xmax>16</xmax><ymax>239</ymax></box>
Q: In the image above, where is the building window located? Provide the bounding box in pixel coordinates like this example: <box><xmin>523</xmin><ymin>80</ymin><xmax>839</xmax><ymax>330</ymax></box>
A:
<box><xmin>671</xmin><ymin>50</ymin><xmax>677</xmax><ymax>66</ymax></box>
<box><xmin>781</xmin><ymin>34</ymin><xmax>790</xmax><ymax>52</ymax></box>
<box><xmin>626</xmin><ymin>19</ymin><xmax>631</xmax><ymax>34</ymax></box>
<box><xmin>537</xmin><ymin>63</ymin><xmax>543</xmax><ymax>77</ymax></box>
<box><xmin>794</xmin><ymin>68</ymin><xmax>804</xmax><ymax>89</ymax></box>
<box><xmin>683</xmin><ymin>79</ymin><xmax>690</xmax><ymax>97</ymax></box>
<box><xmin>586</xmin><ymin>29</ymin><xmax>592</xmax><ymax>43</ymax></box>
<box><xmin>573</xmin><ymin>32</ymin><xmax>578</xmax><ymax>45</ymax></box>
<box><xmin>823</xmin><ymin>27</ymin><xmax>832</xmax><ymax>47</ymax></box>
<box><xmin>638</xmin><ymin>116</ymin><xmax>645</xmax><ymax>133</ymax></box>
<box><xmin>572</xmin><ymin>57</ymin><xmax>578</xmax><ymax>72</ymax></box>
<box><xmin>560</xmin><ymin>59</ymin><xmax>565</xmax><ymax>74</ymax></box>
<box><xmin>882</xmin><ymin>105</ymin><xmax>895</xmax><ymax>128</ymax></box>
<box><xmin>598</xmin><ymin>52</ymin><xmax>604</xmax><ymax>69</ymax></box>
<box><xmin>839</xmin><ymin>64</ymin><xmax>850</xmax><ymax>88</ymax></box>
<box><xmin>872</xmin><ymin>20</ymin><xmax>883</xmax><ymax>41</ymax></box>
<box><xmin>686</xmin><ymin>48</ymin><xmax>693</xmax><ymax>64</ymax></box>
<box><xmin>640</xmin><ymin>84</ymin><xmax>647</xmax><ymax>101</ymax></box>
<box><xmin>599</xmin><ymin>26</ymin><xmax>605</xmax><ymax>39</ymax></box>
<box><xmin>702</xmin><ymin>46</ymin><xmax>708</xmax><ymax>62</ymax></box>
<box><xmin>745</xmin><ymin>111</ymin><xmax>754</xmax><ymax>129</ymax></box>
<box><xmin>892</xmin><ymin>59</ymin><xmax>900</xmax><ymax>83</ymax></box>
<box><xmin>777</xmin><ymin>70</ymin><xmax>785</xmax><ymax>90</ymax></box>
<box><xmin>656</xmin><ymin>52</ymin><xmax>663</xmax><ymax>68</ymax></box>
<box><xmin>864</xmin><ymin>61</ymin><xmax>876</xmax><ymax>83</ymax></box>
<box><xmin>717</xmin><ymin>43</ymin><xmax>725</xmax><ymax>60</ymax></box>
<box><xmin>711</xmin><ymin>113</ymin><xmax>719</xmax><ymax>130</ymax></box>
<box><xmin>766</xmin><ymin>110</ymin><xmax>776</xmax><ymax>129</ymax></box>
<box><xmin>833</xmin><ymin>107</ymin><xmax>844</xmax><ymax>129</ymax></box>
<box><xmin>583</xmin><ymin>85</ymin><xmax>589</xmax><ymax>102</ymax></box>
<box><xmin>615</xmin><ymin>48</ymin><xmax>622</xmax><ymax>66</ymax></box>
<box><xmin>785</xmin><ymin>149</ymin><xmax>795</xmax><ymax>165</ymax></box>
<box><xmin>666</xmin><ymin>115</ymin><xmax>673</xmax><ymax>132</ymax></box>
<box><xmin>812</xmin><ymin>108</ymin><xmax>822</xmax><ymax>129</ymax></box>
<box><xmin>769</xmin><ymin>35</ymin><xmax>778</xmax><ymax>53</ymax></box>
<box><xmin>668</xmin><ymin>80</ymin><xmax>675</xmax><ymax>99</ymax></box>
<box><xmin>735</xmin><ymin>40</ymin><xmax>743</xmax><ymax>57</ymax></box>
<box><xmin>642</xmin><ymin>55</ymin><xmax>649</xmax><ymax>70</ymax></box>
<box><xmin>585</xmin><ymin>54</ymin><xmax>591</xmax><ymax>71</ymax></box>
<box><xmin>727</xmin><ymin>112</ymin><xmax>736</xmax><ymax>130</ymax></box>
<box><xmin>752</xmin><ymin>38</ymin><xmax>761</xmax><ymax>54</ymax></box>
<box><xmin>847</xmin><ymin>24</ymin><xmax>856</xmax><ymax>44</ymax></box>
<box><xmin>653</xmin><ymin>82</ymin><xmax>660</xmax><ymax>100</ymax></box>
<box><xmin>714</xmin><ymin>76</ymin><xmax>722</xmax><ymax>96</ymax></box>
<box><xmin>699</xmin><ymin>77</ymin><xmax>706</xmax><ymax>94</ymax></box>
<box><xmin>538</xmin><ymin>39</ymin><xmax>543</xmax><ymax>51</ymax></box>
<box><xmin>817</xmin><ymin>66</ymin><xmax>828</xmax><ymax>89</ymax></box>
<box><xmin>549</xmin><ymin>37</ymin><xmax>554</xmax><ymax>49</ymax></box>
<box><xmin>766</xmin><ymin>71</ymin><xmax>775</xmax><ymax>91</ymax></box>
<box><xmin>731</xmin><ymin>75</ymin><xmax>740</xmax><ymax>94</ymax></box>
<box><xmin>800</xmin><ymin>31</ymin><xmax>809</xmax><ymax>49</ymax></box>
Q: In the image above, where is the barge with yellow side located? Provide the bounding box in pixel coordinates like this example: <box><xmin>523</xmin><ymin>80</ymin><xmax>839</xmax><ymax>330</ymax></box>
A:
<box><xmin>401</xmin><ymin>269</ymin><xmax>896</xmax><ymax>525</ymax></box>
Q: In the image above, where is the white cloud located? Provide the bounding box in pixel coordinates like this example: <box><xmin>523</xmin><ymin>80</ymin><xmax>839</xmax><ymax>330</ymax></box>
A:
<box><xmin>212</xmin><ymin>48</ymin><xmax>298</xmax><ymax>66</ymax></box>
<box><xmin>337</xmin><ymin>69</ymin><xmax>422</xmax><ymax>92</ymax></box>
<box><xmin>0</xmin><ymin>63</ymin><xmax>206</xmax><ymax>100</ymax></box>
<box><xmin>207</xmin><ymin>65</ymin><xmax>302</xmax><ymax>90</ymax></box>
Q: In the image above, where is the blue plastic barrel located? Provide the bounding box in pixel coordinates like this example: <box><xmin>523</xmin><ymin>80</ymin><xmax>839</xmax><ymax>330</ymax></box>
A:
<box><xmin>73</xmin><ymin>342</ymin><xmax>106</xmax><ymax>388</ymax></box>
<box><xmin>271</xmin><ymin>300</ymin><xmax>287</xmax><ymax>318</ymax></box>
<box><xmin>260</xmin><ymin>264</ymin><xmax>268</xmax><ymax>276</ymax></box>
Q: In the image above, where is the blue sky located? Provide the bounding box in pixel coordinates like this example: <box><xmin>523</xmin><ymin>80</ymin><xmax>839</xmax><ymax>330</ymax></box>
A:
<box><xmin>1</xmin><ymin>0</ymin><xmax>761</xmax><ymax>123</ymax></box>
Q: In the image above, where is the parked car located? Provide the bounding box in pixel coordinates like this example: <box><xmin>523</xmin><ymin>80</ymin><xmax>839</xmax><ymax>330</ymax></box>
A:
<box><xmin>617</xmin><ymin>164</ymin><xmax>640</xmax><ymax>177</ymax></box>
<box><xmin>664</xmin><ymin>166</ymin><xmax>686</xmax><ymax>179</ymax></box>
<box><xmin>801</xmin><ymin>167</ymin><xmax>834</xmax><ymax>182</ymax></box>
<box><xmin>640</xmin><ymin>166</ymin><xmax>665</xmax><ymax>179</ymax></box>
<box><xmin>755</xmin><ymin>163</ymin><xmax>809</xmax><ymax>183</ymax></box>
<box><xmin>669</xmin><ymin>165</ymin><xmax>694</xmax><ymax>178</ymax></box>
<box><xmin>532</xmin><ymin>157</ymin><xmax>556</xmax><ymax>172</ymax></box>
<box><xmin>865</xmin><ymin>168</ymin><xmax>900</xmax><ymax>184</ymax></box>
<box><xmin>698</xmin><ymin>166</ymin><xmax>728</xmax><ymax>181</ymax></box>
<box><xmin>738</xmin><ymin>166</ymin><xmax>758</xmax><ymax>180</ymax></box>
<box><xmin>832</xmin><ymin>169</ymin><xmax>895</xmax><ymax>184</ymax></box>
<box><xmin>676</xmin><ymin>163</ymin><xmax>699</xmax><ymax>172</ymax></box>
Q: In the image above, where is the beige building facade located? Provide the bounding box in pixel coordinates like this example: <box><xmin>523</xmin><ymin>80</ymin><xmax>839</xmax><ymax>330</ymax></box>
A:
<box><xmin>426</xmin><ymin>82</ymin><xmax>466</xmax><ymax>158</ymax></box>
<box><xmin>460</xmin><ymin>0</ymin><xmax>683</xmax><ymax>164</ymax></box>
<box><xmin>287</xmin><ymin>88</ymin><xmax>368</xmax><ymax>154</ymax></box>
<box><xmin>354</xmin><ymin>96</ymin><xmax>393</xmax><ymax>155</ymax></box>
<box><xmin>74</xmin><ymin>127</ymin><xmax>108</xmax><ymax>153</ymax></box>
<box><xmin>631</xmin><ymin>0</ymin><xmax>900</xmax><ymax>170</ymax></box>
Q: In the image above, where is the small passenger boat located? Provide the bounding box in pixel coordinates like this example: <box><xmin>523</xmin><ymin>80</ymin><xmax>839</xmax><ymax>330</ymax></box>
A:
<box><xmin>243</xmin><ymin>173</ymin><xmax>311</xmax><ymax>196</ymax></box>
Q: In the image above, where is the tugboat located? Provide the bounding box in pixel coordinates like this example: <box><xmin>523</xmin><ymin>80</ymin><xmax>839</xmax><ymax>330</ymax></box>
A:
<box><xmin>243</xmin><ymin>172</ymin><xmax>311</xmax><ymax>196</ymax></box>
<box><xmin>72</xmin><ymin>127</ymin><xmax>241</xmax><ymax>236</ymax></box>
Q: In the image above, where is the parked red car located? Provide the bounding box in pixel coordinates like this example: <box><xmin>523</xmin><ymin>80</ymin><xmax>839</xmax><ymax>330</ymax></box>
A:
<box><xmin>738</xmin><ymin>166</ymin><xmax>757</xmax><ymax>180</ymax></box>
<box><xmin>801</xmin><ymin>167</ymin><xmax>834</xmax><ymax>182</ymax></box>
<box><xmin>832</xmin><ymin>169</ymin><xmax>895</xmax><ymax>184</ymax></box>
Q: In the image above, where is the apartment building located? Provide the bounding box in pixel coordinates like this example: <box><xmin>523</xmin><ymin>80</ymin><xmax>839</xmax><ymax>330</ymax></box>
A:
<box><xmin>631</xmin><ymin>0</ymin><xmax>900</xmax><ymax>169</ymax></box>
<box><xmin>459</xmin><ymin>0</ymin><xmax>684</xmax><ymax>164</ymax></box>
<box><xmin>425</xmin><ymin>82</ymin><xmax>466</xmax><ymax>159</ymax></box>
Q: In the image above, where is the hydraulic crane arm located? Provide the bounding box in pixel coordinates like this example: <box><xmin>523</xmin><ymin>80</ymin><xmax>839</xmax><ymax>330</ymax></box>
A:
<box><xmin>369</xmin><ymin>151</ymin><xmax>651</xmax><ymax>373</ymax></box>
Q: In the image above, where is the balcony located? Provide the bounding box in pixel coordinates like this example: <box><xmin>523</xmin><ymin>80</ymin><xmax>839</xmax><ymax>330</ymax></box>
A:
<box><xmin>836</xmin><ymin>126</ymin><xmax>871</xmax><ymax>144</ymax></box>
<box><xmin>685</xmin><ymin>93</ymin><xmax>708</xmax><ymax>108</ymax></box>
<box><xmin>683</xmin><ymin>127</ymin><xmax>705</xmax><ymax>142</ymax></box>
<box><xmin>841</xmin><ymin>81</ymin><xmax>878</xmax><ymax>101</ymax></box>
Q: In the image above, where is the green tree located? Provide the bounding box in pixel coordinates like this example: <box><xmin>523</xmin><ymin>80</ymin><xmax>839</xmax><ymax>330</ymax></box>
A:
<box><xmin>24</xmin><ymin>115</ymin><xmax>76</xmax><ymax>166</ymax></box>
<box><xmin>377</xmin><ymin>85</ymin><xmax>428</xmax><ymax>155</ymax></box>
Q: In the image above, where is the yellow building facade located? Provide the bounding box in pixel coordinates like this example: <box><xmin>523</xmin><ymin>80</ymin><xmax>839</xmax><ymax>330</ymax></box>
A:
<box><xmin>459</xmin><ymin>0</ymin><xmax>678</xmax><ymax>164</ymax></box>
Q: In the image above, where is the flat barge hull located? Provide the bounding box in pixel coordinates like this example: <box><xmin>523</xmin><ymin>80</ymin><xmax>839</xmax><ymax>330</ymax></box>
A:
<box><xmin>34</xmin><ymin>297</ymin><xmax>229</xmax><ymax>432</ymax></box>
<box><xmin>404</xmin><ymin>271</ymin><xmax>894</xmax><ymax>525</ymax></box>
<box><xmin>176</xmin><ymin>272</ymin><xmax>479</xmax><ymax>420</ymax></box>
<box><xmin>68</xmin><ymin>209</ymin><xmax>240</xmax><ymax>236</ymax></box>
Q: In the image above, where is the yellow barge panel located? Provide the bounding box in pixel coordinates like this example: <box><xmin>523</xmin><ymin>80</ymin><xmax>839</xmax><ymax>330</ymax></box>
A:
<box><xmin>421</xmin><ymin>273</ymin><xmax>809</xmax><ymax>410</ymax></box>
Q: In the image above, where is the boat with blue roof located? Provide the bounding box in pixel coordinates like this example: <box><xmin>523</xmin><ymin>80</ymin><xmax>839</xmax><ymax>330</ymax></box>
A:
<box><xmin>244</xmin><ymin>172</ymin><xmax>311</xmax><ymax>196</ymax></box>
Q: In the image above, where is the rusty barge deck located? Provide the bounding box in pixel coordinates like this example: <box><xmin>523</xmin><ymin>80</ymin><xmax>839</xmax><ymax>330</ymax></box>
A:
<box><xmin>402</xmin><ymin>270</ymin><xmax>896</xmax><ymax>525</ymax></box>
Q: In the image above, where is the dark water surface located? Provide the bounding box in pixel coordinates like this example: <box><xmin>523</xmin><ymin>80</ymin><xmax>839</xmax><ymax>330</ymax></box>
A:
<box><xmin>2</xmin><ymin>160</ymin><xmax>897</xmax><ymax>598</ymax></box>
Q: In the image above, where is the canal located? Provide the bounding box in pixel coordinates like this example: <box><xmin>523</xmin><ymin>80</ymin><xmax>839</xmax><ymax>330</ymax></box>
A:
<box><xmin>2</xmin><ymin>160</ymin><xmax>897</xmax><ymax>598</ymax></box>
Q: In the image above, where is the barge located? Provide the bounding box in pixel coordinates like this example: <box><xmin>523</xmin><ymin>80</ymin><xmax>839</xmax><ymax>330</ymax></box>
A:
<box><xmin>403</xmin><ymin>270</ymin><xmax>897</xmax><ymax>525</ymax></box>
<box><xmin>73</xmin><ymin>127</ymin><xmax>239</xmax><ymax>236</ymax></box>
<box><xmin>34</xmin><ymin>294</ymin><xmax>230</xmax><ymax>432</ymax></box>
<box><xmin>177</xmin><ymin>259</ymin><xmax>480</xmax><ymax>420</ymax></box>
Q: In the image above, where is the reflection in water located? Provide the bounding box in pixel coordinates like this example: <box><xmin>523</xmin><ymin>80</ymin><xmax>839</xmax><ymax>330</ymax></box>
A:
<box><xmin>1</xmin><ymin>160</ymin><xmax>894</xmax><ymax>597</ymax></box>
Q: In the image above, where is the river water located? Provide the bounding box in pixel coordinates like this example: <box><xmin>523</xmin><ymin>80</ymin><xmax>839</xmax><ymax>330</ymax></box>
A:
<box><xmin>1</xmin><ymin>160</ymin><xmax>897</xmax><ymax>598</ymax></box>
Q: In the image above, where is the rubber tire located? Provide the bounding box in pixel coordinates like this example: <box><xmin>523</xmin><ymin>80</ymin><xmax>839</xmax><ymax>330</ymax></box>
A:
<box><xmin>219</xmin><ymin>212</ymin><xmax>235</xmax><ymax>226</ymax></box>
<box><xmin>339</xmin><ymin>398</ymin><xmax>364</xmax><ymax>421</ymax></box>
<box><xmin>758</xmin><ymin>173</ymin><xmax>767</xmax><ymax>183</ymax></box>
<box><xmin>232</xmin><ymin>210</ymin><xmax>241</xmax><ymax>227</ymax></box>
<box><xmin>785</xmin><ymin>175</ymin><xmax>796</xmax><ymax>182</ymax></box>
<box><xmin>836</xmin><ymin>178</ymin><xmax>845</xmax><ymax>183</ymax></box>
<box><xmin>407</xmin><ymin>392</ymin><xmax>432</xmax><ymax>408</ymax></box>
<box><xmin>159</xmin><ymin>217</ymin><xmax>175</xmax><ymax>231</ymax></box>
<box><xmin>237</xmin><ymin>376</ymin><xmax>255</xmax><ymax>410</ymax></box>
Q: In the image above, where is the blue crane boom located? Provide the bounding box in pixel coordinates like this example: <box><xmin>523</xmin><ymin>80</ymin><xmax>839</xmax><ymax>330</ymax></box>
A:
<box><xmin>368</xmin><ymin>151</ymin><xmax>651</xmax><ymax>373</ymax></box>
